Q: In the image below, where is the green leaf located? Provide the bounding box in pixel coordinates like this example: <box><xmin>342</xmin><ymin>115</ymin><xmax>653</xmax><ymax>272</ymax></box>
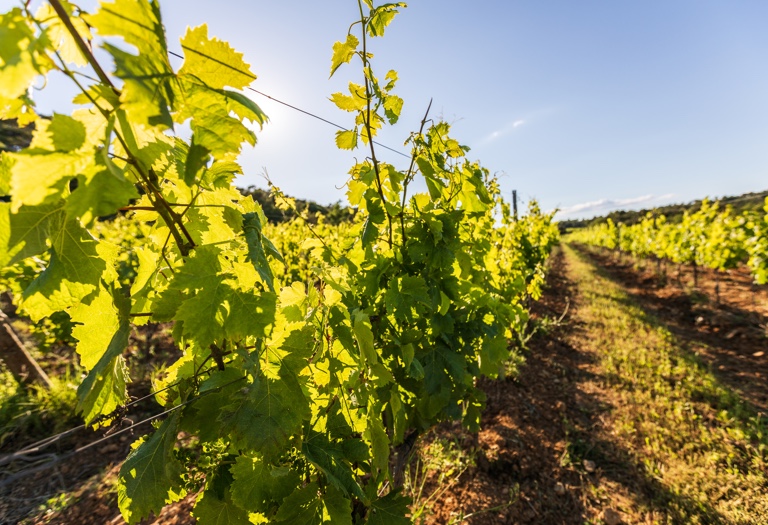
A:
<box><xmin>303</xmin><ymin>431</ymin><xmax>365</xmax><ymax>500</ymax></box>
<box><xmin>167</xmin><ymin>245</ymin><xmax>276</xmax><ymax>349</ymax></box>
<box><xmin>273</xmin><ymin>483</ymin><xmax>323</xmax><ymax>525</ymax></box>
<box><xmin>88</xmin><ymin>0</ymin><xmax>174</xmax><ymax>128</ymax></box>
<box><xmin>35</xmin><ymin>2</ymin><xmax>91</xmax><ymax>67</ymax></box>
<box><xmin>76</xmin><ymin>349</ymin><xmax>129</xmax><ymax>426</ymax></box>
<box><xmin>174</xmin><ymin>81</ymin><xmax>257</xmax><ymax>159</ymax></box>
<box><xmin>219</xmin><ymin>89</ymin><xmax>267</xmax><ymax>127</ymax></box>
<box><xmin>230</xmin><ymin>454</ymin><xmax>300</xmax><ymax>514</ymax></box>
<box><xmin>70</xmin><ymin>283</ymin><xmax>125</xmax><ymax>369</ymax></box>
<box><xmin>192</xmin><ymin>485</ymin><xmax>251</xmax><ymax>525</ymax></box>
<box><xmin>1</xmin><ymin>201</ymin><xmax>62</xmax><ymax>267</ymax></box>
<box><xmin>118</xmin><ymin>413</ymin><xmax>186</xmax><ymax>524</ymax></box>
<box><xmin>273</xmin><ymin>483</ymin><xmax>352</xmax><ymax>525</ymax></box>
<box><xmin>330</xmin><ymin>91</ymin><xmax>366</xmax><ymax>112</ymax></box>
<box><xmin>47</xmin><ymin>113</ymin><xmax>86</xmax><ymax>152</ymax></box>
<box><xmin>183</xmin><ymin>139</ymin><xmax>210</xmax><ymax>186</ymax></box>
<box><xmin>179</xmin><ymin>24</ymin><xmax>257</xmax><ymax>90</ymax></box>
<box><xmin>105</xmin><ymin>43</ymin><xmax>175</xmax><ymax>128</ymax></box>
<box><xmin>21</xmin><ymin>215</ymin><xmax>118</xmax><ymax>321</ymax></box>
<box><xmin>66</xmin><ymin>158</ymin><xmax>140</xmax><ymax>226</ymax></box>
<box><xmin>0</xmin><ymin>9</ymin><xmax>53</xmax><ymax>100</ymax></box>
<box><xmin>322</xmin><ymin>485</ymin><xmax>353</xmax><ymax>525</ymax></box>
<box><xmin>363</xmin><ymin>415</ymin><xmax>390</xmax><ymax>478</ymax></box>
<box><xmin>219</xmin><ymin>374</ymin><xmax>309</xmax><ymax>458</ymax></box>
<box><xmin>365</xmin><ymin>491</ymin><xmax>411</xmax><ymax>525</ymax></box>
<box><xmin>9</xmin><ymin>149</ymin><xmax>93</xmax><ymax>211</ymax></box>
<box><xmin>264</xmin><ymin>323</ymin><xmax>315</xmax><ymax>378</ymax></box>
<box><xmin>367</xmin><ymin>4</ymin><xmax>406</xmax><ymax>38</ymax></box>
<box><xmin>243</xmin><ymin>211</ymin><xmax>276</xmax><ymax>292</ymax></box>
<box><xmin>73</xmin><ymin>284</ymin><xmax>131</xmax><ymax>425</ymax></box>
<box><xmin>330</xmin><ymin>34</ymin><xmax>359</xmax><ymax>78</ymax></box>
<box><xmin>335</xmin><ymin>129</ymin><xmax>358</xmax><ymax>150</ymax></box>
<box><xmin>361</xmin><ymin>216</ymin><xmax>378</xmax><ymax>247</ymax></box>
<box><xmin>383</xmin><ymin>95</ymin><xmax>403</xmax><ymax>125</ymax></box>
<box><xmin>352</xmin><ymin>310</ymin><xmax>377</xmax><ymax>364</ymax></box>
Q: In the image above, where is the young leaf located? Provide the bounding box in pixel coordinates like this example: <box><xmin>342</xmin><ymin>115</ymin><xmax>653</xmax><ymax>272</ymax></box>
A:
<box><xmin>335</xmin><ymin>129</ymin><xmax>358</xmax><ymax>150</ymax></box>
<box><xmin>366</xmin><ymin>4</ymin><xmax>406</xmax><ymax>38</ymax></box>
<box><xmin>330</xmin><ymin>34</ymin><xmax>359</xmax><ymax>78</ymax></box>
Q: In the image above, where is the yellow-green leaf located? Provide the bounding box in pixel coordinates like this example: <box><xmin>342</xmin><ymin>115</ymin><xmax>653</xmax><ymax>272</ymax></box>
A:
<box><xmin>330</xmin><ymin>33</ymin><xmax>359</xmax><ymax>78</ymax></box>
<box><xmin>179</xmin><ymin>24</ymin><xmax>256</xmax><ymax>90</ymax></box>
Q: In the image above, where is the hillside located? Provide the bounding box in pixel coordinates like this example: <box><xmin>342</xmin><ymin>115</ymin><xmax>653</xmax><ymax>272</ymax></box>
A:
<box><xmin>559</xmin><ymin>189</ymin><xmax>768</xmax><ymax>230</ymax></box>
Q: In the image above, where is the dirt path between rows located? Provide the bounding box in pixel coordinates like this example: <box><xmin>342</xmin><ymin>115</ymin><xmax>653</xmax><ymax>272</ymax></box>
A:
<box><xmin>424</xmin><ymin>243</ymin><xmax>767</xmax><ymax>524</ymax></box>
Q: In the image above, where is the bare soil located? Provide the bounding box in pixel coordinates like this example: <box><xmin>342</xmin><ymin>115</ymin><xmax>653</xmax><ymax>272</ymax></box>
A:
<box><xmin>580</xmin><ymin>247</ymin><xmax>768</xmax><ymax>412</ymax></box>
<box><xmin>419</xmin><ymin>246</ymin><xmax>767</xmax><ymax>524</ymax></box>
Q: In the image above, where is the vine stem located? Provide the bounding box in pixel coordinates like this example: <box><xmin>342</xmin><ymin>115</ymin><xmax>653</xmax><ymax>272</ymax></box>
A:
<box><xmin>399</xmin><ymin>98</ymin><xmax>433</xmax><ymax>251</ymax></box>
<box><xmin>48</xmin><ymin>0</ymin><xmax>117</xmax><ymax>95</ymax></box>
<box><xmin>47</xmin><ymin>0</ymin><xmax>195</xmax><ymax>256</ymax></box>
<box><xmin>357</xmin><ymin>0</ymin><xmax>393</xmax><ymax>248</ymax></box>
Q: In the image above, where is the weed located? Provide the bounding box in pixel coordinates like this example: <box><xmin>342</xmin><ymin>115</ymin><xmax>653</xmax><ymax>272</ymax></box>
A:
<box><xmin>404</xmin><ymin>435</ymin><xmax>475</xmax><ymax>523</ymax></box>
<box><xmin>0</xmin><ymin>368</ymin><xmax>80</xmax><ymax>450</ymax></box>
<box><xmin>564</xmin><ymin>244</ymin><xmax>768</xmax><ymax>522</ymax></box>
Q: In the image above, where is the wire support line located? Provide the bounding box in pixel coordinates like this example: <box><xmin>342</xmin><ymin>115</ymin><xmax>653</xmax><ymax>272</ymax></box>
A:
<box><xmin>166</xmin><ymin>49</ymin><xmax>411</xmax><ymax>160</ymax></box>
<box><xmin>0</xmin><ymin>365</ymin><xmax>218</xmax><ymax>467</ymax></box>
<box><xmin>0</xmin><ymin>374</ymin><xmax>246</xmax><ymax>490</ymax></box>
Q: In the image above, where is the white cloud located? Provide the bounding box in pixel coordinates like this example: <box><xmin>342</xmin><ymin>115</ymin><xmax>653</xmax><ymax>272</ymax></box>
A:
<box><xmin>476</xmin><ymin>118</ymin><xmax>526</xmax><ymax>146</ymax></box>
<box><xmin>556</xmin><ymin>193</ymin><xmax>676</xmax><ymax>218</ymax></box>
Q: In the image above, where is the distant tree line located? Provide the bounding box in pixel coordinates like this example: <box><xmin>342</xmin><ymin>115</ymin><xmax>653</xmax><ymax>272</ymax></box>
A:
<box><xmin>559</xmin><ymin>189</ymin><xmax>768</xmax><ymax>231</ymax></box>
<box><xmin>238</xmin><ymin>186</ymin><xmax>355</xmax><ymax>225</ymax></box>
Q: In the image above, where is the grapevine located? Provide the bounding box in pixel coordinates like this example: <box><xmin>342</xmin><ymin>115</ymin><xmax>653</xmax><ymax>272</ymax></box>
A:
<box><xmin>568</xmin><ymin>198</ymin><xmax>768</xmax><ymax>290</ymax></box>
<box><xmin>0</xmin><ymin>1</ymin><xmax>558</xmax><ymax>523</ymax></box>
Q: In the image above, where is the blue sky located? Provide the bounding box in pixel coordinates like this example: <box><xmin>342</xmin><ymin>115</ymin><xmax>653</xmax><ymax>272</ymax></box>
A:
<box><xmin>5</xmin><ymin>0</ymin><xmax>768</xmax><ymax>218</ymax></box>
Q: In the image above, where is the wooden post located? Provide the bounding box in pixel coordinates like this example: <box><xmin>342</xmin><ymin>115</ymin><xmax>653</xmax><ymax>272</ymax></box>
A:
<box><xmin>0</xmin><ymin>311</ymin><xmax>52</xmax><ymax>388</ymax></box>
<box><xmin>512</xmin><ymin>190</ymin><xmax>518</xmax><ymax>221</ymax></box>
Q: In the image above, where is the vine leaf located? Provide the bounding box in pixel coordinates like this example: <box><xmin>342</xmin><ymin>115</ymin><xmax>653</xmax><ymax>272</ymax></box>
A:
<box><xmin>230</xmin><ymin>454</ymin><xmax>300</xmax><ymax>514</ymax></box>
<box><xmin>192</xmin><ymin>485</ymin><xmax>251</xmax><ymax>525</ymax></box>
<box><xmin>243</xmin><ymin>211</ymin><xmax>276</xmax><ymax>292</ymax></box>
<box><xmin>179</xmin><ymin>24</ymin><xmax>256</xmax><ymax>90</ymax></box>
<box><xmin>118</xmin><ymin>413</ymin><xmax>186</xmax><ymax>524</ymax></box>
<box><xmin>0</xmin><ymin>201</ymin><xmax>63</xmax><ymax>267</ymax></box>
<box><xmin>35</xmin><ymin>1</ymin><xmax>91</xmax><ymax>66</ymax></box>
<box><xmin>219</xmin><ymin>373</ymin><xmax>309</xmax><ymax>459</ymax></box>
<box><xmin>167</xmin><ymin>245</ymin><xmax>276</xmax><ymax>349</ymax></box>
<box><xmin>330</xmin><ymin>34</ymin><xmax>359</xmax><ymax>78</ymax></box>
<box><xmin>66</xmin><ymin>157</ymin><xmax>139</xmax><ymax>226</ymax></box>
<box><xmin>335</xmin><ymin>129</ymin><xmax>358</xmax><ymax>150</ymax></box>
<box><xmin>273</xmin><ymin>483</ymin><xmax>352</xmax><ymax>525</ymax></box>
<box><xmin>364</xmin><ymin>491</ymin><xmax>411</xmax><ymax>525</ymax></box>
<box><xmin>303</xmin><ymin>431</ymin><xmax>366</xmax><ymax>500</ymax></box>
<box><xmin>366</xmin><ymin>4</ymin><xmax>406</xmax><ymax>38</ymax></box>
<box><xmin>20</xmin><ymin>214</ymin><xmax>118</xmax><ymax>321</ymax></box>
<box><xmin>88</xmin><ymin>0</ymin><xmax>175</xmax><ymax>128</ymax></box>
<box><xmin>0</xmin><ymin>8</ymin><xmax>54</xmax><ymax>101</ymax></box>
<box><xmin>74</xmin><ymin>283</ymin><xmax>131</xmax><ymax>425</ymax></box>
